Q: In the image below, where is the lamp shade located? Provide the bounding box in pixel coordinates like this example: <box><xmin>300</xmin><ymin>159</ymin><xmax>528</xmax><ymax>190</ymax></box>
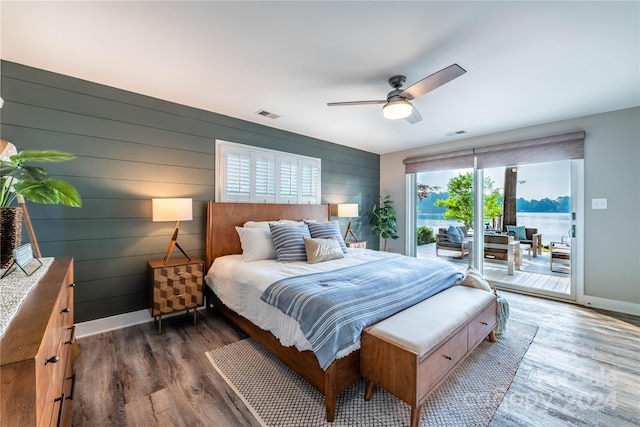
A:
<box><xmin>382</xmin><ymin>99</ymin><xmax>413</xmax><ymax>120</ymax></box>
<box><xmin>337</xmin><ymin>203</ymin><xmax>359</xmax><ymax>218</ymax></box>
<box><xmin>152</xmin><ymin>198</ymin><xmax>193</xmax><ymax>222</ymax></box>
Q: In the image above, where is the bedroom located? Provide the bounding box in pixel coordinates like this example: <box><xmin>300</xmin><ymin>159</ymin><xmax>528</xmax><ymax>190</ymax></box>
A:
<box><xmin>1</xmin><ymin>1</ymin><xmax>638</xmax><ymax>426</ymax></box>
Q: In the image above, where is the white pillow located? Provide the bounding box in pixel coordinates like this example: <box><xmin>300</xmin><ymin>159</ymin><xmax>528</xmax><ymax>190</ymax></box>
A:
<box><xmin>278</xmin><ymin>219</ymin><xmax>305</xmax><ymax>226</ymax></box>
<box><xmin>243</xmin><ymin>220</ymin><xmax>276</xmax><ymax>229</ymax></box>
<box><xmin>235</xmin><ymin>227</ymin><xmax>276</xmax><ymax>261</ymax></box>
<box><xmin>462</xmin><ymin>266</ymin><xmax>492</xmax><ymax>292</ymax></box>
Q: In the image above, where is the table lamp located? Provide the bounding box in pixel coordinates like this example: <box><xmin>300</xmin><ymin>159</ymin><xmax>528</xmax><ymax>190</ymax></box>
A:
<box><xmin>337</xmin><ymin>203</ymin><xmax>359</xmax><ymax>241</ymax></box>
<box><xmin>152</xmin><ymin>198</ymin><xmax>193</xmax><ymax>264</ymax></box>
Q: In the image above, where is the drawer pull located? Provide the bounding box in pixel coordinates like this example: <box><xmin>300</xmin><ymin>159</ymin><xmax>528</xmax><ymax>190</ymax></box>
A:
<box><xmin>45</xmin><ymin>355</ymin><xmax>60</xmax><ymax>365</ymax></box>
<box><xmin>443</xmin><ymin>355</ymin><xmax>452</xmax><ymax>361</ymax></box>
<box><xmin>480</xmin><ymin>321</ymin><xmax>488</xmax><ymax>326</ymax></box>
<box><xmin>65</xmin><ymin>325</ymin><xmax>76</xmax><ymax>345</ymax></box>
<box><xmin>66</xmin><ymin>374</ymin><xmax>77</xmax><ymax>400</ymax></box>
<box><xmin>61</xmin><ymin>307</ymin><xmax>71</xmax><ymax>313</ymax></box>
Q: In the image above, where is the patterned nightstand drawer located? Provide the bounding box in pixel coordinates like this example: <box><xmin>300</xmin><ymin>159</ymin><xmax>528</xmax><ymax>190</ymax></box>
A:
<box><xmin>147</xmin><ymin>257</ymin><xmax>204</xmax><ymax>334</ymax></box>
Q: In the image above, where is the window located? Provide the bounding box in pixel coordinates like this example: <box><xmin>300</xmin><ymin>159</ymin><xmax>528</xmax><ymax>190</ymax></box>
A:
<box><xmin>216</xmin><ymin>140</ymin><xmax>321</xmax><ymax>204</ymax></box>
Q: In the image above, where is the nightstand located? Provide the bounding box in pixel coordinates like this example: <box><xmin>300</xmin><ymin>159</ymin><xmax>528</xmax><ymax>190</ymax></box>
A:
<box><xmin>346</xmin><ymin>241</ymin><xmax>367</xmax><ymax>249</ymax></box>
<box><xmin>147</xmin><ymin>257</ymin><xmax>204</xmax><ymax>334</ymax></box>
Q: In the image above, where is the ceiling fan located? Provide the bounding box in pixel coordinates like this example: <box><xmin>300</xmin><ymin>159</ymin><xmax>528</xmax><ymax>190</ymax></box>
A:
<box><xmin>327</xmin><ymin>64</ymin><xmax>466</xmax><ymax>124</ymax></box>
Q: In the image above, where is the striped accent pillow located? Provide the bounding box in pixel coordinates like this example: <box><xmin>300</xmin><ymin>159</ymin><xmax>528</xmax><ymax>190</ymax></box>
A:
<box><xmin>305</xmin><ymin>220</ymin><xmax>348</xmax><ymax>254</ymax></box>
<box><xmin>269</xmin><ymin>223</ymin><xmax>311</xmax><ymax>262</ymax></box>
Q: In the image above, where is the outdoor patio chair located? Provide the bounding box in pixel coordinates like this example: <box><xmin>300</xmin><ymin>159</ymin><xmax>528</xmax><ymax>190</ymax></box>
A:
<box><xmin>505</xmin><ymin>226</ymin><xmax>542</xmax><ymax>257</ymax></box>
<box><xmin>435</xmin><ymin>226</ymin><xmax>469</xmax><ymax>258</ymax></box>
<box><xmin>550</xmin><ymin>240</ymin><xmax>571</xmax><ymax>272</ymax></box>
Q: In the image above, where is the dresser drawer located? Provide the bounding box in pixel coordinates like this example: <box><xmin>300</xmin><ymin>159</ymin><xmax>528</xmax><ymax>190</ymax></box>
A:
<box><xmin>36</xmin><ymin>283</ymin><xmax>74</xmax><ymax>426</ymax></box>
<box><xmin>467</xmin><ymin>299</ymin><xmax>497</xmax><ymax>348</ymax></box>
<box><xmin>416</xmin><ymin>325</ymin><xmax>468</xmax><ymax>400</ymax></box>
<box><xmin>1</xmin><ymin>258</ymin><xmax>75</xmax><ymax>427</ymax></box>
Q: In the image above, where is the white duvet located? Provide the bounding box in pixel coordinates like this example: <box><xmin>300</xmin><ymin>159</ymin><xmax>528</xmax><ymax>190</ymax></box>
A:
<box><xmin>205</xmin><ymin>248</ymin><xmax>401</xmax><ymax>357</ymax></box>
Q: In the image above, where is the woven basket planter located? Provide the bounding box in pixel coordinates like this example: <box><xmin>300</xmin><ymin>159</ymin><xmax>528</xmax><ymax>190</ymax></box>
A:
<box><xmin>1</xmin><ymin>207</ymin><xmax>23</xmax><ymax>268</ymax></box>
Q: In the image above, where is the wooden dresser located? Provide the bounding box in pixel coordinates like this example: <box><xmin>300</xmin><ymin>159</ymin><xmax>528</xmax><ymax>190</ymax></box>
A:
<box><xmin>0</xmin><ymin>257</ymin><xmax>77</xmax><ymax>427</ymax></box>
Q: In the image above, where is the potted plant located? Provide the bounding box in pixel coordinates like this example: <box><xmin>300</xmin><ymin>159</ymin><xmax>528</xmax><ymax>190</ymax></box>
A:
<box><xmin>0</xmin><ymin>140</ymin><xmax>81</xmax><ymax>268</ymax></box>
<box><xmin>369</xmin><ymin>194</ymin><xmax>399</xmax><ymax>251</ymax></box>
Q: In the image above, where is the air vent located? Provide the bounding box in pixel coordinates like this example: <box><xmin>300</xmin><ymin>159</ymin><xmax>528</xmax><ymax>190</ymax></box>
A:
<box><xmin>445</xmin><ymin>130</ymin><xmax>468</xmax><ymax>136</ymax></box>
<box><xmin>255</xmin><ymin>109</ymin><xmax>280</xmax><ymax>120</ymax></box>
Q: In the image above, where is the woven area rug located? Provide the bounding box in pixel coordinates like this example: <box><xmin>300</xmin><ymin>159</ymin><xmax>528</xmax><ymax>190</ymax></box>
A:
<box><xmin>206</xmin><ymin>320</ymin><xmax>537</xmax><ymax>426</ymax></box>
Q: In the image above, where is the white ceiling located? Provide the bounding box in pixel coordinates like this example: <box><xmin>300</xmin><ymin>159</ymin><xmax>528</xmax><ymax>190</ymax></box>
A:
<box><xmin>1</xmin><ymin>1</ymin><xmax>638</xmax><ymax>155</ymax></box>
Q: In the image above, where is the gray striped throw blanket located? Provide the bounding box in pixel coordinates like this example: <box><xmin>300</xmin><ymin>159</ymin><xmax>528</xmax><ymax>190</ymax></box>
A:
<box><xmin>261</xmin><ymin>256</ymin><xmax>463</xmax><ymax>369</ymax></box>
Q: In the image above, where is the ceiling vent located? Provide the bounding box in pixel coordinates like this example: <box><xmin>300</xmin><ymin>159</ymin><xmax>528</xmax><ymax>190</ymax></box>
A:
<box><xmin>445</xmin><ymin>130</ymin><xmax>468</xmax><ymax>136</ymax></box>
<box><xmin>255</xmin><ymin>109</ymin><xmax>280</xmax><ymax>120</ymax></box>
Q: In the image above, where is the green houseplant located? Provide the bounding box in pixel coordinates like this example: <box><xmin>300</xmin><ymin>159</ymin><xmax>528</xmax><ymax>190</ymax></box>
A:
<box><xmin>0</xmin><ymin>140</ymin><xmax>81</xmax><ymax>267</ymax></box>
<box><xmin>0</xmin><ymin>148</ymin><xmax>82</xmax><ymax>208</ymax></box>
<box><xmin>369</xmin><ymin>194</ymin><xmax>399</xmax><ymax>251</ymax></box>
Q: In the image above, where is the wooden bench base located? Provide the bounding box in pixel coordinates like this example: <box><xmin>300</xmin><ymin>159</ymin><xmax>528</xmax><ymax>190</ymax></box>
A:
<box><xmin>361</xmin><ymin>292</ymin><xmax>497</xmax><ymax>427</ymax></box>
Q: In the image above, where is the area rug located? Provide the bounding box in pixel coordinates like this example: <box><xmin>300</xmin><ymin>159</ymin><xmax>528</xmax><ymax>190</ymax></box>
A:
<box><xmin>206</xmin><ymin>320</ymin><xmax>537</xmax><ymax>426</ymax></box>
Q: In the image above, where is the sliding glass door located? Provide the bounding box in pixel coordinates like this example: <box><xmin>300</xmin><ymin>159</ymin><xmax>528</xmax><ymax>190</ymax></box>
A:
<box><xmin>477</xmin><ymin>160</ymin><xmax>577</xmax><ymax>299</ymax></box>
<box><xmin>408</xmin><ymin>132</ymin><xmax>584</xmax><ymax>302</ymax></box>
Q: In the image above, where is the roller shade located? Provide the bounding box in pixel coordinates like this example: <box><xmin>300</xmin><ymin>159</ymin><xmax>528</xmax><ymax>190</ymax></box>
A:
<box><xmin>474</xmin><ymin>131</ymin><xmax>585</xmax><ymax>169</ymax></box>
<box><xmin>403</xmin><ymin>148</ymin><xmax>474</xmax><ymax>173</ymax></box>
<box><xmin>404</xmin><ymin>131</ymin><xmax>584</xmax><ymax>173</ymax></box>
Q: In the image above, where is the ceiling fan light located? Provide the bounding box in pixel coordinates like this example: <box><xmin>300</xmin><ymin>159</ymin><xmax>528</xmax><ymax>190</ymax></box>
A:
<box><xmin>383</xmin><ymin>99</ymin><xmax>413</xmax><ymax>120</ymax></box>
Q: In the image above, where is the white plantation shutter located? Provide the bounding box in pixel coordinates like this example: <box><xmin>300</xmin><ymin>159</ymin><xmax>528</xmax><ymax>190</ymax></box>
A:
<box><xmin>254</xmin><ymin>153</ymin><xmax>276</xmax><ymax>202</ymax></box>
<box><xmin>216</xmin><ymin>140</ymin><xmax>321</xmax><ymax>204</ymax></box>
<box><xmin>278</xmin><ymin>157</ymin><xmax>298</xmax><ymax>203</ymax></box>
<box><xmin>300</xmin><ymin>160</ymin><xmax>320</xmax><ymax>204</ymax></box>
<box><xmin>225</xmin><ymin>152</ymin><xmax>251</xmax><ymax>201</ymax></box>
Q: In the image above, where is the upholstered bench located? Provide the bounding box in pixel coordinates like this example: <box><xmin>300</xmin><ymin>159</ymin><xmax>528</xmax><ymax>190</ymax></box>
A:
<box><xmin>361</xmin><ymin>285</ymin><xmax>497</xmax><ymax>427</ymax></box>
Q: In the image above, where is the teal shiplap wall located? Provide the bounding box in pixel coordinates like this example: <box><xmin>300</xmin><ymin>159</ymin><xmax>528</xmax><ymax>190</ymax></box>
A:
<box><xmin>1</xmin><ymin>60</ymin><xmax>380</xmax><ymax>323</ymax></box>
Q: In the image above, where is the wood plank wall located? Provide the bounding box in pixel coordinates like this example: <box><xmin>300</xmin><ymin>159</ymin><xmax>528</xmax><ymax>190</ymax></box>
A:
<box><xmin>0</xmin><ymin>61</ymin><xmax>380</xmax><ymax>323</ymax></box>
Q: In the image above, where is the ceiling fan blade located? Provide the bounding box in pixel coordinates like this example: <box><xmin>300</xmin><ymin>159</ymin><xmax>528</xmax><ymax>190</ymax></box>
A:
<box><xmin>400</xmin><ymin>64</ymin><xmax>466</xmax><ymax>100</ymax></box>
<box><xmin>327</xmin><ymin>100</ymin><xmax>386</xmax><ymax>107</ymax></box>
<box><xmin>405</xmin><ymin>107</ymin><xmax>423</xmax><ymax>124</ymax></box>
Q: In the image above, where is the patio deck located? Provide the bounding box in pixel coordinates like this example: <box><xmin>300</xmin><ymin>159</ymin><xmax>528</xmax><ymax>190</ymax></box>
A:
<box><xmin>418</xmin><ymin>242</ymin><xmax>571</xmax><ymax>295</ymax></box>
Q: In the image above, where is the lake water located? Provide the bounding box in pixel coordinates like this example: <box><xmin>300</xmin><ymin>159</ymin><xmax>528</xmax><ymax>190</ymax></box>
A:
<box><xmin>418</xmin><ymin>212</ymin><xmax>572</xmax><ymax>245</ymax></box>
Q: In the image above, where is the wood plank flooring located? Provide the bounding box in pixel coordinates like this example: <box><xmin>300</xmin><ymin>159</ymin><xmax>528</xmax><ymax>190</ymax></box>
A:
<box><xmin>72</xmin><ymin>293</ymin><xmax>640</xmax><ymax>426</ymax></box>
<box><xmin>419</xmin><ymin>243</ymin><xmax>572</xmax><ymax>295</ymax></box>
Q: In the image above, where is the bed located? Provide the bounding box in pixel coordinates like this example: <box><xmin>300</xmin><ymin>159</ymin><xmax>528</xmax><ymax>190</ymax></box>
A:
<box><xmin>203</xmin><ymin>201</ymin><xmax>466</xmax><ymax>422</ymax></box>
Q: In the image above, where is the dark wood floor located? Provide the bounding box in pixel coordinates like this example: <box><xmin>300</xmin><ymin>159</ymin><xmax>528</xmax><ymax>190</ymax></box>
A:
<box><xmin>72</xmin><ymin>292</ymin><xmax>640</xmax><ymax>426</ymax></box>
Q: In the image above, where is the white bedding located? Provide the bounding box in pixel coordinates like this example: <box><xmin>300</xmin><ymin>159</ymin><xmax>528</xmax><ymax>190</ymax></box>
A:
<box><xmin>205</xmin><ymin>248</ymin><xmax>401</xmax><ymax>356</ymax></box>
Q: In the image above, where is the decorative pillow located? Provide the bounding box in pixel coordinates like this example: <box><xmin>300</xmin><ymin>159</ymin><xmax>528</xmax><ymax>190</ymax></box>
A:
<box><xmin>462</xmin><ymin>266</ymin><xmax>492</xmax><ymax>292</ymax></box>
<box><xmin>278</xmin><ymin>219</ymin><xmax>305</xmax><ymax>226</ymax></box>
<box><xmin>506</xmin><ymin>225</ymin><xmax>526</xmax><ymax>240</ymax></box>
<box><xmin>305</xmin><ymin>220</ymin><xmax>348</xmax><ymax>254</ymax></box>
<box><xmin>269</xmin><ymin>223</ymin><xmax>311</xmax><ymax>262</ymax></box>
<box><xmin>243</xmin><ymin>220</ymin><xmax>276</xmax><ymax>229</ymax></box>
<box><xmin>303</xmin><ymin>236</ymin><xmax>344</xmax><ymax>264</ymax></box>
<box><xmin>235</xmin><ymin>227</ymin><xmax>276</xmax><ymax>261</ymax></box>
<box><xmin>446</xmin><ymin>225</ymin><xmax>462</xmax><ymax>244</ymax></box>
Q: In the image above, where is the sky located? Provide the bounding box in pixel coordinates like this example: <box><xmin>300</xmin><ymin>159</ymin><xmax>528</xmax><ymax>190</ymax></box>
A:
<box><xmin>417</xmin><ymin>160</ymin><xmax>571</xmax><ymax>200</ymax></box>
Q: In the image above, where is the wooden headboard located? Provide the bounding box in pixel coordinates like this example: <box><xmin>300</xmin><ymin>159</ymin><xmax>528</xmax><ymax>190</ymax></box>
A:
<box><xmin>205</xmin><ymin>201</ymin><xmax>330</xmax><ymax>269</ymax></box>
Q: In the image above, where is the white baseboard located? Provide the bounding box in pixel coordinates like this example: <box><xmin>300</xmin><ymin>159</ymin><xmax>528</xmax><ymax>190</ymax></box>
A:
<box><xmin>76</xmin><ymin>294</ymin><xmax>638</xmax><ymax>339</ymax></box>
<box><xmin>580</xmin><ymin>295</ymin><xmax>640</xmax><ymax>316</ymax></box>
<box><xmin>75</xmin><ymin>307</ymin><xmax>206</xmax><ymax>339</ymax></box>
